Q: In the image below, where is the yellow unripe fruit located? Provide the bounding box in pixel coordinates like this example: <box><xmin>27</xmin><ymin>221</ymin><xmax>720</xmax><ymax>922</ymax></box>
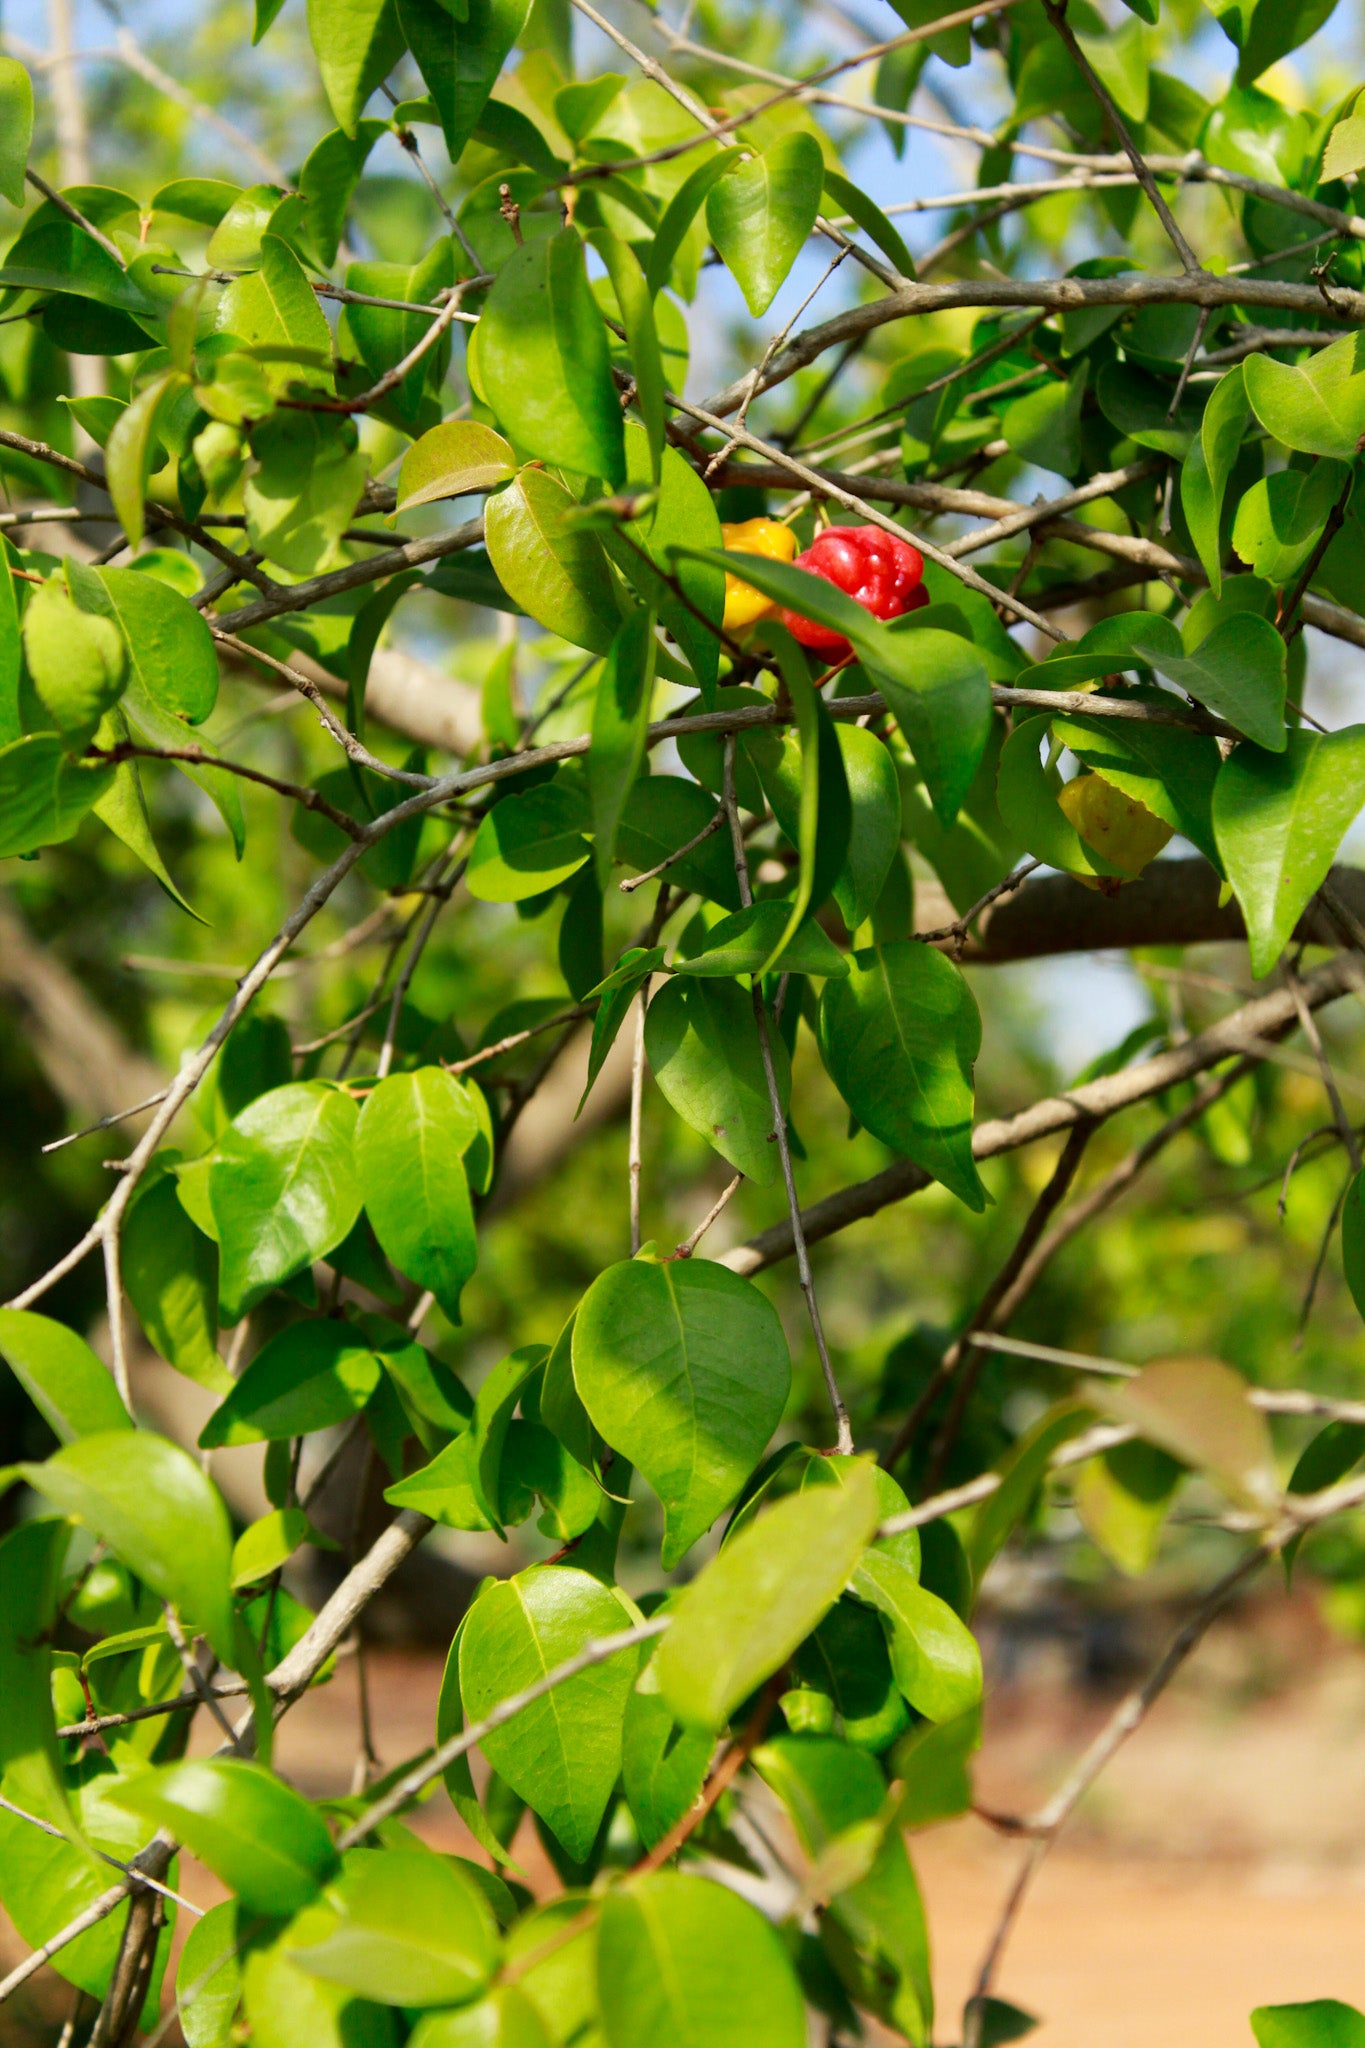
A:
<box><xmin>1057</xmin><ymin>771</ymin><xmax>1173</xmax><ymax>888</ymax></box>
<box><xmin>720</xmin><ymin>518</ymin><xmax>798</xmax><ymax>630</ymax></box>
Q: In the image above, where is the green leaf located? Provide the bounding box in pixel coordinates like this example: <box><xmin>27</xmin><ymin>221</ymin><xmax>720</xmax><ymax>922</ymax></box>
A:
<box><xmin>1213</xmin><ymin>727</ymin><xmax>1365</xmax><ymax>977</ymax></box>
<box><xmin>670</xmin><ymin>901</ymin><xmax>848</xmax><ymax>978</ymax></box>
<box><xmin>22</xmin><ymin>576</ymin><xmax>126</xmax><ymax>750</ymax></box>
<box><xmin>1131</xmin><ymin>612</ymin><xmax>1287</xmax><ymax>754</ymax></box>
<box><xmin>436</xmin><ymin>1613</ymin><xmax>520</xmax><ymax>1865</ymax></box>
<box><xmin>874</xmin><ymin>625</ymin><xmax>993</xmax><ymax>828</ymax></box>
<box><xmin>485</xmin><ymin>470</ymin><xmax>621</xmax><ymax>654</ymax></box>
<box><xmin>468</xmin><ymin>1344</ymin><xmax>549</xmax><ymax>1534</ymax></box>
<box><xmin>106</xmin><ymin>371</ymin><xmax>188</xmax><ymax>551</ymax></box>
<box><xmin>343</xmin><ymin>240</ymin><xmax>454</xmax><ymax>428</ymax></box>
<box><xmin>1083</xmin><ymin>1354</ymin><xmax>1279</xmax><ymax>1511</ymax></box>
<box><xmin>891</xmin><ymin>1708</ymin><xmax>981</xmax><ymax>1830</ymax></box>
<box><xmin>113</xmin><ymin>1759</ymin><xmax>339</xmax><ymax>1914</ymax></box>
<box><xmin>91</xmin><ymin>710</ymin><xmax>200</xmax><ymax>919</ymax></box>
<box><xmin>398</xmin><ymin>0</ymin><xmax>534</xmax><ymax>164</ymax></box>
<box><xmin>208</xmin><ymin>1082</ymin><xmax>362</xmax><ymax>1324</ymax></box>
<box><xmin>603</xmin><ymin>424</ymin><xmax>724</xmax><ymax>702</ymax></box>
<box><xmin>590</xmin><ymin>229</ymin><xmax>665</xmax><ymax>485</ymax></box>
<box><xmin>1324</xmin><ymin>113</ymin><xmax>1365</xmax><ymax>181</ymax></box>
<box><xmin>459</xmin><ymin>1564</ymin><xmax>639</xmax><ymax>1860</ymax></box>
<box><xmin>466</xmin><ymin>780</ymin><xmax>592</xmax><ymax>902</ymax></box>
<box><xmin>1051</xmin><ymin>713</ymin><xmax>1223</xmax><ymax>870</ymax></box>
<box><xmin>795</xmin><ymin>1596</ymin><xmax>909</xmax><ymax>1753</ymax></box>
<box><xmin>1244</xmin><ymin>332</ymin><xmax>1365</xmax><ymax>459</ymax></box>
<box><xmin>0</xmin><ymin>56</ymin><xmax>34</xmax><ymax>207</ymax></box>
<box><xmin>598</xmin><ymin>1872</ymin><xmax>805</xmax><ymax>2048</ymax></box>
<box><xmin>0</xmin><ymin>541</ymin><xmax>19</xmax><ymax>747</ymax></box>
<box><xmin>706</xmin><ymin>134</ymin><xmax>824</xmax><ymax>317</ymax></box>
<box><xmin>621</xmin><ymin>1686</ymin><xmax>713</xmax><ymax>1849</ymax></box>
<box><xmin>66</xmin><ymin>561</ymin><xmax>217</xmax><ymax>726</ymax></box>
<box><xmin>1094</xmin><ymin>359</ymin><xmax>1195</xmax><ymax>458</ymax></box>
<box><xmin>288</xmin><ymin>1848</ymin><xmax>499</xmax><ymax>2005</ymax></box>
<box><xmin>298</xmin><ymin>122</ymin><xmax>386</xmax><ymax>266</ymax></box>
<box><xmin>967</xmin><ymin>1403</ymin><xmax>1091</xmax><ymax>1586</ymax></box>
<box><xmin>645</xmin><ymin>149</ymin><xmax>744</xmax><ymax>297</ymax></box>
<box><xmin>590</xmin><ymin>609</ymin><xmax>657</xmax><ymax>887</ymax></box>
<box><xmin>245</xmin><ymin>411</ymin><xmax>370</xmax><ymax>578</ymax></box>
<box><xmin>121</xmin><ymin>683</ymin><xmax>244</xmax><ymax>857</ymax></box>
<box><xmin>0</xmin><ymin>1310</ymin><xmax>131</xmax><ymax>1440</ymax></box>
<box><xmin>850</xmin><ymin>1550</ymin><xmax>982</xmax><ymax>1721</ymax></box>
<box><xmin>216</xmin><ymin>236</ymin><xmax>333</xmax><ymax>382</ymax></box>
<box><xmin>124</xmin><ymin>1173</ymin><xmax>231</xmax><ymax>1395</ymax></box>
<box><xmin>644</xmin><ymin>975</ymin><xmax>787</xmax><ymax>1185</ymax></box>
<box><xmin>398</xmin><ymin>423</ymin><xmax>516</xmax><ymax>513</ymax></box>
<box><xmin>1251</xmin><ymin>2004</ymin><xmax>1365</xmax><ymax>2048</ymax></box>
<box><xmin>0</xmin><ymin>732</ymin><xmax>116</xmax><ymax>856</ymax></box>
<box><xmin>355</xmin><ymin>1069</ymin><xmax>479</xmax><ymax>1323</ymax></box>
<box><xmin>306</xmin><ymin>0</ymin><xmax>404</xmax><ymax>135</ymax></box>
<box><xmin>480</xmin><ymin>230</ymin><xmax>625</xmax><ymax>484</ymax></box>
<box><xmin>232</xmin><ymin>1507</ymin><xmax>319</xmax><ymax>1587</ymax></box>
<box><xmin>822</xmin><ymin>166</ymin><xmax>914</xmax><ymax>278</ymax></box>
<box><xmin>177</xmin><ymin>1900</ymin><xmax>243</xmax><ymax>2048</ymax></box>
<box><xmin>199</xmin><ymin>1319</ymin><xmax>382</xmax><ymax>1446</ymax></box>
<box><xmin>572</xmin><ymin>1258</ymin><xmax>791</xmax><ymax>1568</ymax></box>
<box><xmin>16</xmin><ymin>1432</ymin><xmax>235</xmax><ymax>1661</ymax></box>
<box><xmin>242</xmin><ymin>1914</ymin><xmax>397</xmax><ymax>2048</ymax></box>
<box><xmin>819</xmin><ymin>941</ymin><xmax>987</xmax><ymax>1211</ymax></box>
<box><xmin>1231</xmin><ymin>0</ymin><xmax>1340</xmax><ymax>87</ymax></box>
<box><xmin>652</xmin><ymin>1461</ymin><xmax>880</xmax><ymax>1732</ymax></box>
<box><xmin>409</xmin><ymin>1987</ymin><xmax>552</xmax><ymax>2048</ymax></box>
<box><xmin>1182</xmin><ymin>364</ymin><xmax>1250</xmax><ymax>595</ymax></box>
<box><xmin>0</xmin><ymin>1520</ymin><xmax>83</xmax><ymax>1844</ymax></box>
<box><xmin>832</xmin><ymin>725</ymin><xmax>902</xmax><ymax>932</ymax></box>
<box><xmin>1002</xmin><ymin>362</ymin><xmax>1088</xmax><ymax>476</ymax></box>
<box><xmin>618</xmin><ymin>774</ymin><xmax>744</xmax><ymax>909</ymax></box>
<box><xmin>995</xmin><ymin>716</ymin><xmax>1126</xmax><ymax>880</ymax></box>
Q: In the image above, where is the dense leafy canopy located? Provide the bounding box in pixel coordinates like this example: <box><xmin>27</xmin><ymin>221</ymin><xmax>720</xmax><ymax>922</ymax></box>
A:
<box><xmin>5</xmin><ymin>0</ymin><xmax>1365</xmax><ymax>2042</ymax></box>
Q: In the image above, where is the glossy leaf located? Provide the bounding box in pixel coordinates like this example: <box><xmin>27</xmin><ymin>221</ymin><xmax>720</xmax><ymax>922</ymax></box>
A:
<box><xmin>597</xmin><ymin>1872</ymin><xmax>805</xmax><ymax>2048</ymax></box>
<box><xmin>621</xmin><ymin>1685</ymin><xmax>713</xmax><ymax>1848</ymax></box>
<box><xmin>0</xmin><ymin>733</ymin><xmax>116</xmax><ymax>856</ymax></box>
<box><xmin>484</xmin><ymin>470</ymin><xmax>621</xmax><ymax>654</ymax></box>
<box><xmin>644</xmin><ymin>974</ymin><xmax>787</xmax><ymax>1184</ymax></box>
<box><xmin>306</xmin><ymin>0</ymin><xmax>403</xmax><ymax>134</ymax></box>
<box><xmin>591</xmin><ymin>228</ymin><xmax>665</xmax><ymax>484</ymax></box>
<box><xmin>1232</xmin><ymin>461</ymin><xmax>1350</xmax><ymax>593</ymax></box>
<box><xmin>106</xmin><ymin>370</ymin><xmax>187</xmax><ymax>550</ymax></box>
<box><xmin>242</xmin><ymin>1914</ymin><xmax>397</xmax><ymax>2048</ymax></box>
<box><xmin>1250</xmin><ymin>2003</ymin><xmax>1365</xmax><ymax>2048</ymax></box>
<box><xmin>288</xmin><ymin>1848</ymin><xmax>499</xmax><ymax>2006</ymax></box>
<box><xmin>820</xmin><ymin>941</ymin><xmax>987</xmax><ymax>1211</ymax></box>
<box><xmin>410</xmin><ymin>1987</ymin><xmax>552</xmax><ymax>2048</ymax></box>
<box><xmin>14</xmin><ymin>1432</ymin><xmax>235</xmax><ymax>1661</ymax></box>
<box><xmin>200</xmin><ymin>1320</ymin><xmax>382</xmax><ymax>1446</ymax></box>
<box><xmin>706</xmin><ymin>134</ymin><xmax>824</xmax><ymax>317</ymax></box>
<box><xmin>0</xmin><ymin>56</ymin><xmax>33</xmax><ymax>206</ymax></box>
<box><xmin>356</xmin><ymin>1068</ymin><xmax>479</xmax><ymax>1322</ymax></box>
<box><xmin>208</xmin><ymin>1083</ymin><xmax>362</xmax><ymax>1323</ymax></box>
<box><xmin>670</xmin><ymin>901</ymin><xmax>848</xmax><ymax>979</ymax></box>
<box><xmin>590</xmin><ymin>609</ymin><xmax>657</xmax><ymax>887</ymax></box>
<box><xmin>216</xmin><ymin>236</ymin><xmax>333</xmax><ymax>381</ymax></box>
<box><xmin>617</xmin><ymin>775</ymin><xmax>744</xmax><ymax>909</ymax></box>
<box><xmin>851</xmin><ymin>1550</ymin><xmax>982</xmax><ymax>1722</ymax></box>
<box><xmin>1182</xmin><ymin>364</ymin><xmax>1250</xmax><ymax>594</ymax></box>
<box><xmin>572</xmin><ymin>1257</ymin><xmax>791</xmax><ymax>1567</ymax></box>
<box><xmin>832</xmin><ymin>724</ymin><xmax>902</xmax><ymax>932</ymax></box>
<box><xmin>0</xmin><ymin>1519</ymin><xmax>82</xmax><ymax>1842</ymax></box>
<box><xmin>123</xmin><ymin>1172</ymin><xmax>232</xmax><ymax>1395</ymax></box>
<box><xmin>178</xmin><ymin>1900</ymin><xmax>243</xmax><ymax>2048</ymax></box>
<box><xmin>67</xmin><ymin>559</ymin><xmax>217</xmax><ymax>725</ymax></box>
<box><xmin>602</xmin><ymin>424</ymin><xmax>724</xmax><ymax>703</ymax></box>
<box><xmin>480</xmin><ymin>230</ymin><xmax>625</xmax><ymax>484</ymax></box>
<box><xmin>398</xmin><ymin>0</ymin><xmax>534</xmax><ymax>163</ymax></box>
<box><xmin>653</xmin><ymin>1461</ymin><xmax>881</xmax><ymax>1732</ymax></box>
<box><xmin>1052</xmin><ymin>713</ymin><xmax>1223</xmax><ymax>871</ymax></box>
<box><xmin>1244</xmin><ymin>330</ymin><xmax>1365</xmax><ymax>459</ymax></box>
<box><xmin>466</xmin><ymin>780</ymin><xmax>592</xmax><ymax>902</ymax></box>
<box><xmin>1212</xmin><ymin>727</ymin><xmax>1365</xmax><ymax>977</ymax></box>
<box><xmin>113</xmin><ymin>1758</ymin><xmax>338</xmax><ymax>1913</ymax></box>
<box><xmin>459</xmin><ymin>1564</ymin><xmax>638</xmax><ymax>1860</ymax></box>
<box><xmin>0</xmin><ymin>1309</ymin><xmax>131</xmax><ymax>1440</ymax></box>
<box><xmin>398</xmin><ymin>423</ymin><xmax>515</xmax><ymax>512</ymax></box>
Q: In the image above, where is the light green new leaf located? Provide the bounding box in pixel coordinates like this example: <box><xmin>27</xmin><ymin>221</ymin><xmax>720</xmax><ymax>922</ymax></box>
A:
<box><xmin>967</xmin><ymin>1403</ymin><xmax>1091</xmax><ymax>1588</ymax></box>
<box><xmin>23</xmin><ymin>577</ymin><xmax>126</xmax><ymax>750</ymax></box>
<box><xmin>398</xmin><ymin>423</ymin><xmax>516</xmax><ymax>512</ymax></box>
<box><xmin>851</xmin><ymin>1550</ymin><xmax>982</xmax><ymax>1722</ymax></box>
<box><xmin>15</xmin><ymin>1432</ymin><xmax>235</xmax><ymax>1662</ymax></box>
<box><xmin>177</xmin><ymin>1900</ymin><xmax>243</xmax><ymax>2048</ymax></box>
<box><xmin>232</xmin><ymin>1508</ymin><xmax>318</xmax><ymax>1588</ymax></box>
<box><xmin>644</xmin><ymin>975</ymin><xmax>787</xmax><ymax>1185</ymax></box>
<box><xmin>1084</xmin><ymin>1355</ymin><xmax>1279</xmax><ymax>1512</ymax></box>
<box><xmin>480</xmin><ymin>231</ymin><xmax>625</xmax><ymax>484</ymax></box>
<box><xmin>398</xmin><ymin>0</ymin><xmax>534</xmax><ymax>164</ymax></box>
<box><xmin>484</xmin><ymin>470</ymin><xmax>621</xmax><ymax>654</ymax></box>
<box><xmin>706</xmin><ymin>134</ymin><xmax>824</xmax><ymax>317</ymax></box>
<box><xmin>653</xmin><ymin>1462</ymin><xmax>881</xmax><ymax>1732</ymax></box>
<box><xmin>217</xmin><ymin>236</ymin><xmax>333</xmax><ymax>382</ymax></box>
<box><xmin>289</xmin><ymin>1848</ymin><xmax>499</xmax><ymax>2006</ymax></box>
<box><xmin>306</xmin><ymin>0</ymin><xmax>405</xmax><ymax>135</ymax></box>
<box><xmin>67</xmin><ymin>561</ymin><xmax>217</xmax><ymax>725</ymax></box>
<box><xmin>243</xmin><ymin>1914</ymin><xmax>397</xmax><ymax>2048</ymax></box>
<box><xmin>1244</xmin><ymin>330</ymin><xmax>1365</xmax><ymax>459</ymax></box>
<box><xmin>466</xmin><ymin>781</ymin><xmax>592</xmax><ymax>902</ymax></box>
<box><xmin>820</xmin><ymin>941</ymin><xmax>987</xmax><ymax>1211</ymax></box>
<box><xmin>590</xmin><ymin>609</ymin><xmax>657</xmax><ymax>886</ymax></box>
<box><xmin>113</xmin><ymin>1759</ymin><xmax>338</xmax><ymax>1914</ymax></box>
<box><xmin>1232</xmin><ymin>460</ymin><xmax>1350</xmax><ymax>592</ymax></box>
<box><xmin>1181</xmin><ymin>364</ymin><xmax>1249</xmax><ymax>594</ymax></box>
<box><xmin>1324</xmin><ymin>114</ymin><xmax>1365</xmax><ymax>181</ymax></box>
<box><xmin>199</xmin><ymin>1320</ymin><xmax>382</xmax><ymax>1446</ymax></box>
<box><xmin>436</xmin><ymin>1611</ymin><xmax>521</xmax><ymax>1865</ymax></box>
<box><xmin>573</xmin><ymin>1258</ymin><xmax>791</xmax><ymax>1567</ymax></box>
<box><xmin>0</xmin><ymin>57</ymin><xmax>34</xmax><ymax>208</ymax></box>
<box><xmin>124</xmin><ymin>1173</ymin><xmax>231</xmax><ymax>1395</ymax></box>
<box><xmin>298</xmin><ymin>122</ymin><xmax>386</xmax><ymax>266</ymax></box>
<box><xmin>356</xmin><ymin>1068</ymin><xmax>479</xmax><ymax>1323</ymax></box>
<box><xmin>598</xmin><ymin>1872</ymin><xmax>804</xmax><ymax>2048</ymax></box>
<box><xmin>1213</xmin><ymin>726</ymin><xmax>1365</xmax><ymax>977</ymax></box>
<box><xmin>459</xmin><ymin>1564</ymin><xmax>639</xmax><ymax>1860</ymax></box>
<box><xmin>208</xmin><ymin>1082</ymin><xmax>362</xmax><ymax>1323</ymax></box>
<box><xmin>0</xmin><ymin>1520</ymin><xmax>83</xmax><ymax>1844</ymax></box>
<box><xmin>646</xmin><ymin>149</ymin><xmax>744</xmax><ymax>297</ymax></box>
<box><xmin>0</xmin><ymin>1310</ymin><xmax>131</xmax><ymax>1440</ymax></box>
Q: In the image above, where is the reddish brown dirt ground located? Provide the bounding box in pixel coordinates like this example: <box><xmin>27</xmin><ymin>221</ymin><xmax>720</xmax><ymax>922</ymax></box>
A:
<box><xmin>6</xmin><ymin>1593</ymin><xmax>1365</xmax><ymax>2047</ymax></box>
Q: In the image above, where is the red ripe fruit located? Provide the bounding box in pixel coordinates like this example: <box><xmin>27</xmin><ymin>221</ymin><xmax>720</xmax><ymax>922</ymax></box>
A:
<box><xmin>781</xmin><ymin>524</ymin><xmax>926</xmax><ymax>656</ymax></box>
